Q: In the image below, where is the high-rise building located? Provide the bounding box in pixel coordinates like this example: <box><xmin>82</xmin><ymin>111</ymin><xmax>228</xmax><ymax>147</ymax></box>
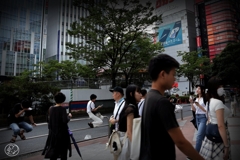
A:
<box><xmin>45</xmin><ymin>0</ymin><xmax>90</xmax><ymax>65</ymax></box>
<box><xmin>153</xmin><ymin>0</ymin><xmax>196</xmax><ymax>93</ymax></box>
<box><xmin>0</xmin><ymin>0</ymin><xmax>44</xmax><ymax>76</ymax></box>
<box><xmin>195</xmin><ymin>0</ymin><xmax>240</xmax><ymax>59</ymax></box>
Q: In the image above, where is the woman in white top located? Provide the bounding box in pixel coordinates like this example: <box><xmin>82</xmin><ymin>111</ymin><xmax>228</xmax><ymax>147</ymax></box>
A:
<box><xmin>193</xmin><ymin>84</ymin><xmax>207</xmax><ymax>153</ymax></box>
<box><xmin>200</xmin><ymin>76</ymin><xmax>231</xmax><ymax>160</ymax></box>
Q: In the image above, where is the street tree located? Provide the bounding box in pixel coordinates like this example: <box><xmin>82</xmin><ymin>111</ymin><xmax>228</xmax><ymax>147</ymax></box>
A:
<box><xmin>0</xmin><ymin>71</ymin><xmax>59</xmax><ymax>114</ymax></box>
<box><xmin>177</xmin><ymin>50</ymin><xmax>212</xmax><ymax>92</ymax></box>
<box><xmin>66</xmin><ymin>0</ymin><xmax>162</xmax><ymax>87</ymax></box>
<box><xmin>211</xmin><ymin>42</ymin><xmax>240</xmax><ymax>86</ymax></box>
<box><xmin>34</xmin><ymin>60</ymin><xmax>95</xmax><ymax>81</ymax></box>
<box><xmin>120</xmin><ymin>36</ymin><xmax>163</xmax><ymax>86</ymax></box>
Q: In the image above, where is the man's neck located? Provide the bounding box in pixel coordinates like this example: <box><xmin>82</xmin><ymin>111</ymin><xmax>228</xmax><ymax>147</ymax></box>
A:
<box><xmin>151</xmin><ymin>82</ymin><xmax>166</xmax><ymax>95</ymax></box>
<box><xmin>116</xmin><ymin>97</ymin><xmax>123</xmax><ymax>103</ymax></box>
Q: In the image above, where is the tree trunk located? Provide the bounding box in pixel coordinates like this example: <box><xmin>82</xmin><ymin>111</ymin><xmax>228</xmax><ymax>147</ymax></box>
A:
<box><xmin>125</xmin><ymin>74</ymin><xmax>129</xmax><ymax>87</ymax></box>
<box><xmin>111</xmin><ymin>72</ymin><xmax>116</xmax><ymax>88</ymax></box>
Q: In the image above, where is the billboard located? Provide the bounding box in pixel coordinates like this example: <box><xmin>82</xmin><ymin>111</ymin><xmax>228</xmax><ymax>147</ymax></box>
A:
<box><xmin>158</xmin><ymin>21</ymin><xmax>183</xmax><ymax>48</ymax></box>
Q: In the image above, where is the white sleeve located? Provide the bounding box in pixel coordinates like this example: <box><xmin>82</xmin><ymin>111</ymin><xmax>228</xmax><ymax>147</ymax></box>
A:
<box><xmin>91</xmin><ymin>102</ymin><xmax>95</xmax><ymax>109</ymax></box>
<box><xmin>214</xmin><ymin>100</ymin><xmax>224</xmax><ymax>111</ymax></box>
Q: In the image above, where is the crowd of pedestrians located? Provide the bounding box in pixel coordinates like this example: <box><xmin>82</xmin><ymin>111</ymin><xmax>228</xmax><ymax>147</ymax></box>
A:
<box><xmin>6</xmin><ymin>54</ymin><xmax>239</xmax><ymax>160</ymax></box>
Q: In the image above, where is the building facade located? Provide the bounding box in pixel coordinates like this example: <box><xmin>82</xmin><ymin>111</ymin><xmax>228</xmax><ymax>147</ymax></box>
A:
<box><xmin>45</xmin><ymin>0</ymin><xmax>89</xmax><ymax>65</ymax></box>
<box><xmin>195</xmin><ymin>0</ymin><xmax>240</xmax><ymax>59</ymax></box>
<box><xmin>0</xmin><ymin>0</ymin><xmax>44</xmax><ymax>76</ymax></box>
<box><xmin>153</xmin><ymin>0</ymin><xmax>196</xmax><ymax>94</ymax></box>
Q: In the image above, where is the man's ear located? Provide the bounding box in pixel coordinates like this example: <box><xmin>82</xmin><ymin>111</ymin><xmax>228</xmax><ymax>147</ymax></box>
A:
<box><xmin>130</xmin><ymin>92</ymin><xmax>132</xmax><ymax>96</ymax></box>
<box><xmin>159</xmin><ymin>70</ymin><xmax>165</xmax><ymax>78</ymax></box>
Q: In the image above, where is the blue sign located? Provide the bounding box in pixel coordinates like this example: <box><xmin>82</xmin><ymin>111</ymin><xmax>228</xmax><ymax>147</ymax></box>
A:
<box><xmin>157</xmin><ymin>21</ymin><xmax>183</xmax><ymax>48</ymax></box>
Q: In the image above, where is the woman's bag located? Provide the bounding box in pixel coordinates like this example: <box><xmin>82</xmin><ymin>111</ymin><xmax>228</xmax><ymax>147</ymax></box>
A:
<box><xmin>205</xmin><ymin>122</ymin><xmax>223</xmax><ymax>143</ymax></box>
<box><xmin>205</xmin><ymin>99</ymin><xmax>223</xmax><ymax>143</ymax></box>
<box><xmin>106</xmin><ymin>130</ymin><xmax>127</xmax><ymax>160</ymax></box>
<box><xmin>130</xmin><ymin>117</ymin><xmax>141</xmax><ymax>160</ymax></box>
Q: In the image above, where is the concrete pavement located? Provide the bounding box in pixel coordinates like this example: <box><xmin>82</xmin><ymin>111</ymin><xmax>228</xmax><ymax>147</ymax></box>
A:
<box><xmin>5</xmin><ymin>107</ymin><xmax>240</xmax><ymax>160</ymax></box>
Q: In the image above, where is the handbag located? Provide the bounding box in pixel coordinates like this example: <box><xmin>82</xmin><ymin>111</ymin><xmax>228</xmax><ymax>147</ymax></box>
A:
<box><xmin>130</xmin><ymin>117</ymin><xmax>141</xmax><ymax>160</ymax></box>
<box><xmin>106</xmin><ymin>130</ymin><xmax>127</xmax><ymax>160</ymax></box>
<box><xmin>205</xmin><ymin>99</ymin><xmax>223</xmax><ymax>143</ymax></box>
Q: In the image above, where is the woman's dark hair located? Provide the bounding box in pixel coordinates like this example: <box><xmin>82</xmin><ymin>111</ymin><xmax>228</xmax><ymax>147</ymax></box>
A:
<box><xmin>125</xmin><ymin>84</ymin><xmax>141</xmax><ymax>117</ymax></box>
<box><xmin>196</xmin><ymin>85</ymin><xmax>206</xmax><ymax>105</ymax></box>
<box><xmin>90</xmin><ymin>94</ymin><xmax>97</xmax><ymax>100</ymax></box>
<box><xmin>21</xmin><ymin>99</ymin><xmax>32</xmax><ymax>108</ymax></box>
<box><xmin>148</xmin><ymin>54</ymin><xmax>179</xmax><ymax>81</ymax></box>
<box><xmin>54</xmin><ymin>92</ymin><xmax>66</xmax><ymax>104</ymax></box>
<box><xmin>207</xmin><ymin>76</ymin><xmax>224</xmax><ymax>103</ymax></box>
<box><xmin>125</xmin><ymin>84</ymin><xmax>141</xmax><ymax>107</ymax></box>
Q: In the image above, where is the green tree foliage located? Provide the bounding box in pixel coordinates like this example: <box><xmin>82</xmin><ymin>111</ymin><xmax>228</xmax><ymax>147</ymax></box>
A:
<box><xmin>34</xmin><ymin>60</ymin><xmax>95</xmax><ymax>81</ymax></box>
<box><xmin>211</xmin><ymin>42</ymin><xmax>240</xmax><ymax>86</ymax></box>
<box><xmin>121</xmin><ymin>36</ymin><xmax>163</xmax><ymax>86</ymax></box>
<box><xmin>0</xmin><ymin>71</ymin><xmax>59</xmax><ymax>114</ymax></box>
<box><xmin>66</xmin><ymin>0</ymin><xmax>162</xmax><ymax>87</ymax></box>
<box><xmin>177</xmin><ymin>50</ymin><xmax>212</xmax><ymax>91</ymax></box>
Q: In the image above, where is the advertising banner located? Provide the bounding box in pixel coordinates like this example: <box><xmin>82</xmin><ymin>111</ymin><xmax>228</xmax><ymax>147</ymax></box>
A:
<box><xmin>158</xmin><ymin>21</ymin><xmax>183</xmax><ymax>48</ymax></box>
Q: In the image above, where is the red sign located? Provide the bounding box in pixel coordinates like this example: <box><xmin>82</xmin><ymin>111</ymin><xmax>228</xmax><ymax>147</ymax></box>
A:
<box><xmin>209</xmin><ymin>43</ymin><xmax>228</xmax><ymax>56</ymax></box>
<box><xmin>196</xmin><ymin>36</ymin><xmax>202</xmax><ymax>47</ymax></box>
<box><xmin>172</xmin><ymin>82</ymin><xmax>178</xmax><ymax>88</ymax></box>
<box><xmin>156</xmin><ymin>0</ymin><xmax>174</xmax><ymax>9</ymax></box>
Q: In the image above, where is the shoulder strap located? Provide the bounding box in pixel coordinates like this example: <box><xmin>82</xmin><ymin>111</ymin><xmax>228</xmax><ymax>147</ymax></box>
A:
<box><xmin>207</xmin><ymin>99</ymin><xmax>210</xmax><ymax>121</ymax></box>
<box><xmin>114</xmin><ymin>100</ymin><xmax>125</xmax><ymax>119</ymax></box>
<box><xmin>138</xmin><ymin>100</ymin><xmax>144</xmax><ymax>110</ymax></box>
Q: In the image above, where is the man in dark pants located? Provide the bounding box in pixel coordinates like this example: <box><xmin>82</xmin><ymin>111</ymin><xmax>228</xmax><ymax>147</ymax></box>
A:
<box><xmin>139</xmin><ymin>54</ymin><xmax>204</xmax><ymax>160</ymax></box>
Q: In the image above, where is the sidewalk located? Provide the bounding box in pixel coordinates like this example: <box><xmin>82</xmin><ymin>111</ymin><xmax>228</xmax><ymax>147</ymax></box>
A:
<box><xmin>20</xmin><ymin>112</ymin><xmax>240</xmax><ymax>160</ymax></box>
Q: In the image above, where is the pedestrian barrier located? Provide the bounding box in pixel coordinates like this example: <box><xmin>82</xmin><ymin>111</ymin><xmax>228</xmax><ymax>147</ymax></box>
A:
<box><xmin>175</xmin><ymin>105</ymin><xmax>183</xmax><ymax>120</ymax></box>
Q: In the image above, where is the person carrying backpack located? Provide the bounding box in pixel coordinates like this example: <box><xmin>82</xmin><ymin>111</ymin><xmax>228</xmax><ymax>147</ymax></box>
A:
<box><xmin>8</xmin><ymin>99</ymin><xmax>36</xmax><ymax>143</ymax></box>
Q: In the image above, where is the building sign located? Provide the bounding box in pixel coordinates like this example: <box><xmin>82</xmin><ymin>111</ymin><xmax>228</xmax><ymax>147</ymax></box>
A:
<box><xmin>157</xmin><ymin>21</ymin><xmax>183</xmax><ymax>48</ymax></box>
<box><xmin>156</xmin><ymin>0</ymin><xmax>174</xmax><ymax>9</ymax></box>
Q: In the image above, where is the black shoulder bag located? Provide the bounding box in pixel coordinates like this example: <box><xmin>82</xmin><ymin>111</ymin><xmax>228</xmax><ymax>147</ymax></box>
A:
<box><xmin>205</xmin><ymin>99</ymin><xmax>223</xmax><ymax>143</ymax></box>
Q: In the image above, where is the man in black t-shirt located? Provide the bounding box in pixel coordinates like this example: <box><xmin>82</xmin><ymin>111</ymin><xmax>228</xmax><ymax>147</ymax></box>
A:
<box><xmin>139</xmin><ymin>54</ymin><xmax>204</xmax><ymax>160</ymax></box>
<box><xmin>8</xmin><ymin>99</ymin><xmax>36</xmax><ymax>143</ymax></box>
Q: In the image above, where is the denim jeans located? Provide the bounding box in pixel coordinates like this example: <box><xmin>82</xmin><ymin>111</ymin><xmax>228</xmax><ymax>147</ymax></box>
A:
<box><xmin>195</xmin><ymin>114</ymin><xmax>207</xmax><ymax>152</ymax></box>
<box><xmin>10</xmin><ymin>122</ymin><xmax>33</xmax><ymax>136</ymax></box>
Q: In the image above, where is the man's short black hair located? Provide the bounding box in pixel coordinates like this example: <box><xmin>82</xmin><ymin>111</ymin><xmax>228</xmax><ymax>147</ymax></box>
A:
<box><xmin>148</xmin><ymin>54</ymin><xmax>179</xmax><ymax>81</ymax></box>
<box><xmin>54</xmin><ymin>92</ymin><xmax>66</xmax><ymax>104</ymax></box>
<box><xmin>90</xmin><ymin>94</ymin><xmax>97</xmax><ymax>100</ymax></box>
<box><xmin>141</xmin><ymin>89</ymin><xmax>147</xmax><ymax>96</ymax></box>
<box><xmin>21</xmin><ymin>99</ymin><xmax>32</xmax><ymax>108</ymax></box>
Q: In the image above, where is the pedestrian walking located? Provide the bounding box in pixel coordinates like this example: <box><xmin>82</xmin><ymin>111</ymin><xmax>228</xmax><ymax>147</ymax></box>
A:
<box><xmin>117</xmin><ymin>84</ymin><xmax>141</xmax><ymax>160</ymax></box>
<box><xmin>42</xmin><ymin>92</ymin><xmax>72</xmax><ymax>160</ymax></box>
<box><xmin>194</xmin><ymin>84</ymin><xmax>207</xmax><ymax>153</ymax></box>
<box><xmin>138</xmin><ymin>88</ymin><xmax>147</xmax><ymax>117</ymax></box>
<box><xmin>200</xmin><ymin>76</ymin><xmax>231</xmax><ymax>160</ymax></box>
<box><xmin>139</xmin><ymin>54</ymin><xmax>204</xmax><ymax>160</ymax></box>
<box><xmin>86</xmin><ymin>94</ymin><xmax>103</xmax><ymax>128</ymax></box>
<box><xmin>8</xmin><ymin>99</ymin><xmax>36</xmax><ymax>143</ymax></box>
<box><xmin>189</xmin><ymin>91</ymin><xmax>198</xmax><ymax>129</ymax></box>
<box><xmin>109</xmin><ymin>86</ymin><xmax>125</xmax><ymax>133</ymax></box>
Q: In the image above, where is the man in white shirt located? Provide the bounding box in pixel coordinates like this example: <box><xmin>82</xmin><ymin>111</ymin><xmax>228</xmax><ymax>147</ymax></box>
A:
<box><xmin>138</xmin><ymin>88</ymin><xmax>147</xmax><ymax>116</ymax></box>
<box><xmin>86</xmin><ymin>94</ymin><xmax>103</xmax><ymax>128</ymax></box>
<box><xmin>109</xmin><ymin>86</ymin><xmax>125</xmax><ymax>132</ymax></box>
